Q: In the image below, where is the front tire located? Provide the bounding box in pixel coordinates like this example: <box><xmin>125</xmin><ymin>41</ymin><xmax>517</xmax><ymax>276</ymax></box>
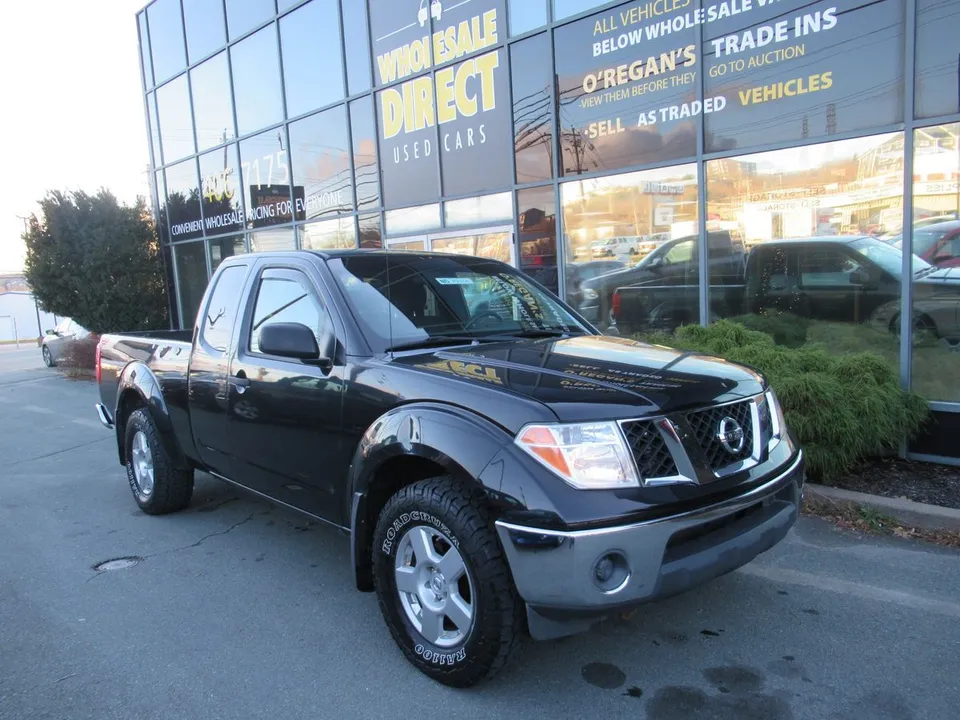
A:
<box><xmin>372</xmin><ymin>477</ymin><xmax>524</xmax><ymax>687</ymax></box>
<box><xmin>124</xmin><ymin>408</ymin><xmax>194</xmax><ymax>515</ymax></box>
<box><xmin>42</xmin><ymin>346</ymin><xmax>53</xmax><ymax>367</ymax></box>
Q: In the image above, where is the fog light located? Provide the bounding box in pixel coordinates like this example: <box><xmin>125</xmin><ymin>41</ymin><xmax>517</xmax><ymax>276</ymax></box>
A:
<box><xmin>592</xmin><ymin>551</ymin><xmax>630</xmax><ymax>593</ymax></box>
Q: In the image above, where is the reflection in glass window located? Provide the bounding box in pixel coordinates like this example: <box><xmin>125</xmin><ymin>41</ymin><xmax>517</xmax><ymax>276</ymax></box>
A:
<box><xmin>562</xmin><ymin>165</ymin><xmax>699</xmax><ymax>333</ymax></box>
<box><xmin>553</xmin><ymin>0</ymin><xmax>606</xmax><ymax>20</ymax></box>
<box><xmin>147</xmin><ymin>0</ymin><xmax>186</xmax><ymax>83</ymax></box>
<box><xmin>165</xmin><ymin>159</ymin><xmax>204</xmax><ymax>241</ymax></box>
<box><xmin>174</xmin><ymin>241</ymin><xmax>209</xmax><ymax>329</ymax></box>
<box><xmin>231</xmin><ymin>26</ymin><xmax>283</xmax><ymax>136</ymax></box>
<box><xmin>289</xmin><ymin>106</ymin><xmax>353</xmax><ymax>220</ymax></box>
<box><xmin>155</xmin><ymin>171</ymin><xmax>169</xmax><ymax>242</ymax></box>
<box><xmin>250</xmin><ymin>227</ymin><xmax>296</xmax><ymax>253</ymax></box>
<box><xmin>518</xmin><ymin>186</ymin><xmax>558</xmax><ymax>295</ymax></box>
<box><xmin>157</xmin><ymin>74</ymin><xmax>195</xmax><ymax>164</ymax></box>
<box><xmin>147</xmin><ymin>93</ymin><xmax>162</xmax><ymax>167</ymax></box>
<box><xmin>511</xmin><ymin>34</ymin><xmax>552</xmax><ymax>183</ymax></box>
<box><xmin>138</xmin><ymin>12</ymin><xmax>153</xmax><ymax>88</ymax></box>
<box><xmin>509</xmin><ymin>0</ymin><xmax>546</xmax><ymax>35</ymax></box>
<box><xmin>555</xmin><ymin>7</ymin><xmax>697</xmax><ymax>174</ymax></box>
<box><xmin>199</xmin><ymin>144</ymin><xmax>244</xmax><ymax>235</ymax></box>
<box><xmin>191</xmin><ymin>53</ymin><xmax>235</xmax><ymax>151</ymax></box>
<box><xmin>444</xmin><ymin>193</ymin><xmax>512</xmax><ymax>227</ymax></box>
<box><xmin>226</xmin><ymin>0</ymin><xmax>274</xmax><ymax>40</ymax></box>
<box><xmin>184</xmin><ymin>0</ymin><xmax>226</xmax><ymax>63</ymax></box>
<box><xmin>911</xmin><ymin>123</ymin><xmax>960</xmax><ymax>401</ymax></box>
<box><xmin>376</xmin><ymin>86</ymin><xmax>439</xmax><ymax>208</ymax></box>
<box><xmin>350</xmin><ymin>97</ymin><xmax>380</xmax><ymax>210</ymax></box>
<box><xmin>299</xmin><ymin>216</ymin><xmax>356</xmax><ymax>250</ymax></box>
<box><xmin>280</xmin><ymin>0</ymin><xmax>344</xmax><ymax>119</ymax></box>
<box><xmin>707</xmin><ymin>133</ymin><xmax>906</xmax><ymax>380</ymax></box>
<box><xmin>359</xmin><ymin>213</ymin><xmax>382</xmax><ymax>248</ymax></box>
<box><xmin>240</xmin><ymin>130</ymin><xmax>294</xmax><ymax>229</ymax></box>
<box><xmin>342</xmin><ymin>0</ymin><xmax>371</xmax><ymax>94</ymax></box>
<box><xmin>209</xmin><ymin>235</ymin><xmax>246</xmax><ymax>271</ymax></box>
<box><xmin>249</xmin><ymin>272</ymin><xmax>330</xmax><ymax>354</ymax></box>
<box><xmin>385</xmin><ymin>204</ymin><xmax>441</xmax><ymax>235</ymax></box>
<box><xmin>704</xmin><ymin>0</ymin><xmax>904</xmax><ymax>152</ymax></box>
<box><xmin>200</xmin><ymin>264</ymin><xmax>247</xmax><ymax>352</ymax></box>
<box><xmin>916</xmin><ymin>0</ymin><xmax>960</xmax><ymax>118</ymax></box>
<box><xmin>277</xmin><ymin>0</ymin><xmax>302</xmax><ymax>10</ymax></box>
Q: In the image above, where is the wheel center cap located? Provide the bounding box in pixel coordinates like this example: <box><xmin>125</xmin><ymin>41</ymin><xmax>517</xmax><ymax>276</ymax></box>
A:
<box><xmin>430</xmin><ymin>573</ymin><xmax>446</xmax><ymax>598</ymax></box>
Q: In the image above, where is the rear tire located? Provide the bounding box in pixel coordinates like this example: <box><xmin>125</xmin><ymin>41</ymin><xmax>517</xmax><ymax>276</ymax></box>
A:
<box><xmin>372</xmin><ymin>477</ymin><xmax>524</xmax><ymax>687</ymax></box>
<box><xmin>124</xmin><ymin>409</ymin><xmax>194</xmax><ymax>515</ymax></box>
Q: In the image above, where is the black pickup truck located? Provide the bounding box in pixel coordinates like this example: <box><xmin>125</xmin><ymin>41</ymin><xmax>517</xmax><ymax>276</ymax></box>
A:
<box><xmin>95</xmin><ymin>249</ymin><xmax>803</xmax><ymax>687</ymax></box>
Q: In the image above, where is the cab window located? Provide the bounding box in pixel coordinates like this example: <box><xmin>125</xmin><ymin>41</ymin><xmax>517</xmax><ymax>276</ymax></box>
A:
<box><xmin>199</xmin><ymin>266</ymin><xmax>248</xmax><ymax>353</ymax></box>
<box><xmin>249</xmin><ymin>270</ymin><xmax>331</xmax><ymax>355</ymax></box>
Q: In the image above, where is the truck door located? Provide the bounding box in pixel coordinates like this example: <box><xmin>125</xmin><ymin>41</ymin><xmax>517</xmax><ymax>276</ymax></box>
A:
<box><xmin>795</xmin><ymin>244</ymin><xmax>864</xmax><ymax>322</ymax></box>
<box><xmin>187</xmin><ymin>263</ymin><xmax>251</xmax><ymax>474</ymax></box>
<box><xmin>224</xmin><ymin>263</ymin><xmax>347</xmax><ymax>523</ymax></box>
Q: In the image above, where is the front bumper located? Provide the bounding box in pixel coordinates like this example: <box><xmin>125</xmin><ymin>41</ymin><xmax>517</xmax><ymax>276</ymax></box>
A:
<box><xmin>495</xmin><ymin>450</ymin><xmax>803</xmax><ymax>638</ymax></box>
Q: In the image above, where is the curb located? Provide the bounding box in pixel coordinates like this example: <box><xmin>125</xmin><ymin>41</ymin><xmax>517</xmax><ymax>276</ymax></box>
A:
<box><xmin>805</xmin><ymin>483</ymin><xmax>960</xmax><ymax>533</ymax></box>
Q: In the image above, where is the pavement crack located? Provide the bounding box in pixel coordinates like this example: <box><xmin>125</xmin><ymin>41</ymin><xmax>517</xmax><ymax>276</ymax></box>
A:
<box><xmin>150</xmin><ymin>514</ymin><xmax>256</xmax><ymax>557</ymax></box>
<box><xmin>2</xmin><ymin>437</ymin><xmax>112</xmax><ymax>467</ymax></box>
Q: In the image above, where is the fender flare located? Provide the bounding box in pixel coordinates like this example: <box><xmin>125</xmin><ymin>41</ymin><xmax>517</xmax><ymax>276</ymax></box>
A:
<box><xmin>113</xmin><ymin>361</ymin><xmax>188</xmax><ymax>470</ymax></box>
<box><xmin>347</xmin><ymin>402</ymin><xmax>513</xmax><ymax>591</ymax></box>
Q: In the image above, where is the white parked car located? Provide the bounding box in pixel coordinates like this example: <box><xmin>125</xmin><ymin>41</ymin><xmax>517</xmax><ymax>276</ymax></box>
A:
<box><xmin>41</xmin><ymin>317</ymin><xmax>89</xmax><ymax>367</ymax></box>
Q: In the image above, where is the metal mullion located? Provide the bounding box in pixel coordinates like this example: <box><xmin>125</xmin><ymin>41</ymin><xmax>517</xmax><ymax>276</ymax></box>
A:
<box><xmin>338</xmin><ymin>0</ymin><xmax>358</xmax><ymax>241</ymax></box>
<box><xmin>900</xmin><ymin>0</ymin><xmax>918</xmax><ymax>397</ymax></box>
<box><xmin>363</xmin><ymin>0</ymin><xmax>386</xmax><ymax>213</ymax></box>
<box><xmin>548</xmin><ymin>21</ymin><xmax>566</xmax><ymax>302</ymax></box>
<box><xmin>434</xmin><ymin>67</ymin><xmax>447</xmax><ymax>226</ymax></box>
<box><xmin>273</xmin><ymin>12</ymin><xmax>294</xmax><ymax>238</ymax></box>
<box><xmin>696</xmin><ymin>0</ymin><xmax>708</xmax><ymax>327</ymax></box>
<box><xmin>223</xmin><ymin>3</ymin><xmax>248</xmax><ymax>249</ymax></box>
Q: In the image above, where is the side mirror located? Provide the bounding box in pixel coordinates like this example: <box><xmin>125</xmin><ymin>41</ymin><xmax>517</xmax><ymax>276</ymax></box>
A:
<box><xmin>45</xmin><ymin>329</ymin><xmax>56</xmax><ymax>336</ymax></box>
<box><xmin>258</xmin><ymin>322</ymin><xmax>331</xmax><ymax>369</ymax></box>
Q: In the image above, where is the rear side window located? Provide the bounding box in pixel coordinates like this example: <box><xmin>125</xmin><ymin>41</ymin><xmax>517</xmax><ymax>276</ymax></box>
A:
<box><xmin>200</xmin><ymin>265</ymin><xmax>248</xmax><ymax>352</ymax></box>
<box><xmin>248</xmin><ymin>270</ymin><xmax>330</xmax><ymax>355</ymax></box>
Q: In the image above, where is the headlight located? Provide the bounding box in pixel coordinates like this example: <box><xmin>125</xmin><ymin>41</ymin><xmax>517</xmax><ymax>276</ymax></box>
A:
<box><xmin>515</xmin><ymin>421</ymin><xmax>640</xmax><ymax>489</ymax></box>
<box><xmin>765</xmin><ymin>389</ymin><xmax>787</xmax><ymax>439</ymax></box>
<box><xmin>581</xmin><ymin>288</ymin><xmax>599</xmax><ymax>301</ymax></box>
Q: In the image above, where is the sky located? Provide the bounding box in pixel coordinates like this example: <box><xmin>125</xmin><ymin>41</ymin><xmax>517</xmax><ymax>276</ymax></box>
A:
<box><xmin>0</xmin><ymin>0</ymin><xmax>149</xmax><ymax>273</ymax></box>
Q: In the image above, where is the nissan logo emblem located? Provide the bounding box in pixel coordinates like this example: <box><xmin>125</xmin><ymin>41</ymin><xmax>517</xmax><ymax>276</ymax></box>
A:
<box><xmin>717</xmin><ymin>417</ymin><xmax>746</xmax><ymax>454</ymax></box>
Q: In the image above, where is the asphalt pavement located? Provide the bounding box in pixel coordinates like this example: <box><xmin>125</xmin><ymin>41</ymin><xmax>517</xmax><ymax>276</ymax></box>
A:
<box><xmin>2</xmin><ymin>344</ymin><xmax>959</xmax><ymax>719</ymax></box>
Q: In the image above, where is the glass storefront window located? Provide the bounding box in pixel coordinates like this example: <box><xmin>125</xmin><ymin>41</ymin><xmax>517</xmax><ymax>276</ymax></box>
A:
<box><xmin>165</xmin><ymin>158</ymin><xmax>204</xmax><ymax>242</ymax></box>
<box><xmin>280</xmin><ymin>0</ymin><xmax>344</xmax><ymax>119</ymax></box>
<box><xmin>138</xmin><ymin>12</ymin><xmax>153</xmax><ymax>88</ymax></box>
<box><xmin>704</xmin><ymin>0</ymin><xmax>905</xmax><ymax>152</ymax></box>
<box><xmin>299</xmin><ymin>216</ymin><xmax>356</xmax><ymax>250</ymax></box>
<box><xmin>511</xmin><ymin>33</ymin><xmax>553</xmax><ymax>183</ymax></box>
<box><xmin>553</xmin><ymin>0</ymin><xmax>606</xmax><ymax>21</ymax></box>
<box><xmin>707</xmin><ymin>133</ymin><xmax>904</xmax><ymax>373</ymax></box>
<box><xmin>250</xmin><ymin>227</ymin><xmax>296</xmax><ymax>253</ymax></box>
<box><xmin>240</xmin><ymin>130</ymin><xmax>294</xmax><ymax>229</ymax></box>
<box><xmin>342</xmin><ymin>0</ymin><xmax>371</xmax><ymax>94</ymax></box>
<box><xmin>562</xmin><ymin>164</ymin><xmax>699</xmax><ymax>333</ymax></box>
<box><xmin>518</xmin><ymin>186</ymin><xmax>558</xmax><ymax>295</ymax></box>
<box><xmin>199</xmin><ymin>144</ymin><xmax>244</xmax><ymax>235</ymax></box>
<box><xmin>509</xmin><ymin>0</ymin><xmax>546</xmax><ymax>36</ymax></box>
<box><xmin>385</xmin><ymin>204</ymin><xmax>441</xmax><ymax>235</ymax></box>
<box><xmin>231</xmin><ymin>26</ymin><xmax>283</xmax><ymax>136</ymax></box>
<box><xmin>444</xmin><ymin>193</ymin><xmax>513</xmax><ymax>227</ymax></box>
<box><xmin>147</xmin><ymin>0</ymin><xmax>186</xmax><ymax>84</ymax></box>
<box><xmin>350</xmin><ymin>97</ymin><xmax>380</xmax><ymax>210</ymax></box>
<box><xmin>226</xmin><ymin>0</ymin><xmax>274</xmax><ymax>40</ymax></box>
<box><xmin>209</xmin><ymin>235</ymin><xmax>246</xmax><ymax>271</ymax></box>
<box><xmin>184</xmin><ymin>0</ymin><xmax>226</xmax><ymax>63</ymax></box>
<box><xmin>156</xmin><ymin>74</ymin><xmax>195</xmax><ymax>164</ymax></box>
<box><xmin>554</xmin><ymin>5</ymin><xmax>698</xmax><ymax>175</ymax></box>
<box><xmin>359</xmin><ymin>213</ymin><xmax>382</xmax><ymax>248</ymax></box>
<box><xmin>289</xmin><ymin>105</ymin><xmax>353</xmax><ymax>220</ymax></box>
<box><xmin>911</xmin><ymin>123</ymin><xmax>960</xmax><ymax>401</ymax></box>
<box><xmin>174</xmin><ymin>241</ymin><xmax>209</xmax><ymax>328</ymax></box>
<box><xmin>915</xmin><ymin>0</ymin><xmax>960</xmax><ymax>119</ymax></box>
<box><xmin>191</xmin><ymin>52</ymin><xmax>235</xmax><ymax>151</ymax></box>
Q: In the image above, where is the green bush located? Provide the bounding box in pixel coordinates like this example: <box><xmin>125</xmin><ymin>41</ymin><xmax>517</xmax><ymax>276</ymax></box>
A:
<box><xmin>727</xmin><ymin>312</ymin><xmax>810</xmax><ymax>348</ymax></box>
<box><xmin>636</xmin><ymin>320</ymin><xmax>929</xmax><ymax>482</ymax></box>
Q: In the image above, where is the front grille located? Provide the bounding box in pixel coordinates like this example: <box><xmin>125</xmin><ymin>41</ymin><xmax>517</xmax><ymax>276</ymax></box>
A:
<box><xmin>621</xmin><ymin>420</ymin><xmax>678</xmax><ymax>479</ymax></box>
<box><xmin>686</xmin><ymin>399</ymin><xmax>754</xmax><ymax>471</ymax></box>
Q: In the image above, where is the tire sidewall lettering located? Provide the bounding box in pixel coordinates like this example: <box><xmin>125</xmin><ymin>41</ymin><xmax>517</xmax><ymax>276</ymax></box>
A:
<box><xmin>380</xmin><ymin>510</ymin><xmax>459</xmax><ymax>555</ymax></box>
<box><xmin>414</xmin><ymin>643</ymin><xmax>467</xmax><ymax>666</ymax></box>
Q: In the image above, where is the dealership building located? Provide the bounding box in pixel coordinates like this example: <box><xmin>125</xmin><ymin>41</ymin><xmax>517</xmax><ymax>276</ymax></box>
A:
<box><xmin>136</xmin><ymin>0</ymin><xmax>959</xmax><ymax>461</ymax></box>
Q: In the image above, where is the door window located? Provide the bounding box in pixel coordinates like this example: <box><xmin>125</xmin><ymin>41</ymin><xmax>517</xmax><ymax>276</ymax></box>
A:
<box><xmin>200</xmin><ymin>265</ymin><xmax>248</xmax><ymax>352</ymax></box>
<box><xmin>798</xmin><ymin>248</ymin><xmax>862</xmax><ymax>287</ymax></box>
<box><xmin>663</xmin><ymin>240</ymin><xmax>694</xmax><ymax>265</ymax></box>
<box><xmin>249</xmin><ymin>270</ymin><xmax>330</xmax><ymax>355</ymax></box>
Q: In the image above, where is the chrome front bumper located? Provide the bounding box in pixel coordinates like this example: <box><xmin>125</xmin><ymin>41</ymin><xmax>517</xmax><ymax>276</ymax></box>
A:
<box><xmin>495</xmin><ymin>451</ymin><xmax>803</xmax><ymax>636</ymax></box>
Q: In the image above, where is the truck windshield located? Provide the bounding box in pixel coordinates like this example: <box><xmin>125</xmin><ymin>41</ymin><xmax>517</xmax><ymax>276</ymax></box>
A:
<box><xmin>328</xmin><ymin>254</ymin><xmax>589</xmax><ymax>352</ymax></box>
<box><xmin>849</xmin><ymin>237</ymin><xmax>930</xmax><ymax>276</ymax></box>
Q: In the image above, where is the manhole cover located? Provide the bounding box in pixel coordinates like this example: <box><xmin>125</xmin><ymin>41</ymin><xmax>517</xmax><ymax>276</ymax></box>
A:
<box><xmin>92</xmin><ymin>556</ymin><xmax>143</xmax><ymax>572</ymax></box>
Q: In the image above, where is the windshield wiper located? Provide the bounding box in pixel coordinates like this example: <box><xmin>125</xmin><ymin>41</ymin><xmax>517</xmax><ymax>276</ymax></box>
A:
<box><xmin>492</xmin><ymin>328</ymin><xmax>586</xmax><ymax>339</ymax></box>
<box><xmin>386</xmin><ymin>336</ymin><xmax>495</xmax><ymax>352</ymax></box>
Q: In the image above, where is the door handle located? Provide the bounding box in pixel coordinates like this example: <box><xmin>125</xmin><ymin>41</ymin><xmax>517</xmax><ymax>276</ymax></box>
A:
<box><xmin>230</xmin><ymin>371</ymin><xmax>250</xmax><ymax>394</ymax></box>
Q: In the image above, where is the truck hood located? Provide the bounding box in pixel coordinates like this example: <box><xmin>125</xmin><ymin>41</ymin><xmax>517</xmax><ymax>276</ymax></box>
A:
<box><xmin>394</xmin><ymin>334</ymin><xmax>764</xmax><ymax>422</ymax></box>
